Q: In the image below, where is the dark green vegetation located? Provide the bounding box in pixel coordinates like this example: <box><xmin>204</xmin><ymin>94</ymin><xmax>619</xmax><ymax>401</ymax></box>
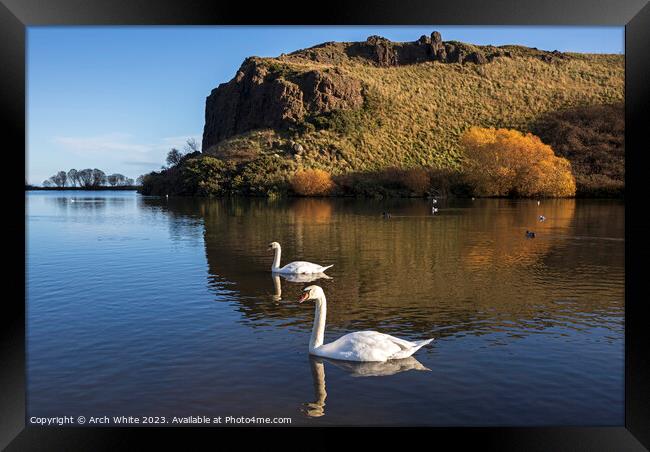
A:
<box><xmin>141</xmin><ymin>150</ymin><xmax>471</xmax><ymax>198</ymax></box>
<box><xmin>142</xmin><ymin>153</ymin><xmax>298</xmax><ymax>198</ymax></box>
<box><xmin>531</xmin><ymin>103</ymin><xmax>624</xmax><ymax>197</ymax></box>
<box><xmin>140</xmin><ymin>33</ymin><xmax>624</xmax><ymax>198</ymax></box>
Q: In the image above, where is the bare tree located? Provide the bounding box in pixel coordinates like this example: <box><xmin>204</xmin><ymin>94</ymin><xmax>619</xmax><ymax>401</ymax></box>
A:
<box><xmin>166</xmin><ymin>148</ymin><xmax>183</xmax><ymax>167</ymax></box>
<box><xmin>107</xmin><ymin>173</ymin><xmax>126</xmax><ymax>186</ymax></box>
<box><xmin>124</xmin><ymin>177</ymin><xmax>134</xmax><ymax>186</ymax></box>
<box><xmin>55</xmin><ymin>171</ymin><xmax>67</xmax><ymax>187</ymax></box>
<box><xmin>184</xmin><ymin>137</ymin><xmax>201</xmax><ymax>154</ymax></box>
<box><xmin>78</xmin><ymin>169</ymin><xmax>94</xmax><ymax>187</ymax></box>
<box><xmin>47</xmin><ymin>171</ymin><xmax>67</xmax><ymax>187</ymax></box>
<box><xmin>42</xmin><ymin>179</ymin><xmax>53</xmax><ymax>187</ymax></box>
<box><xmin>91</xmin><ymin>169</ymin><xmax>106</xmax><ymax>187</ymax></box>
<box><xmin>67</xmin><ymin>169</ymin><xmax>80</xmax><ymax>187</ymax></box>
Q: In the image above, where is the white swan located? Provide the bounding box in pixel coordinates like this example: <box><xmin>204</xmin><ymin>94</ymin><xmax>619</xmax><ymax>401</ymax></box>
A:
<box><xmin>268</xmin><ymin>242</ymin><xmax>333</xmax><ymax>274</ymax></box>
<box><xmin>297</xmin><ymin>285</ymin><xmax>434</xmax><ymax>362</ymax></box>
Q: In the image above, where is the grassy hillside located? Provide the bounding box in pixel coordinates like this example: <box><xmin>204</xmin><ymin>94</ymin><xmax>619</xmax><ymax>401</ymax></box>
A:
<box><xmin>212</xmin><ymin>49</ymin><xmax>622</xmax><ymax>173</ymax></box>
<box><xmin>143</xmin><ymin>37</ymin><xmax>624</xmax><ymax>198</ymax></box>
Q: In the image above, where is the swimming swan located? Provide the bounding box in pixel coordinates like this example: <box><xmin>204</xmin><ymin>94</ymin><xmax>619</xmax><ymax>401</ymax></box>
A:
<box><xmin>297</xmin><ymin>285</ymin><xmax>434</xmax><ymax>362</ymax></box>
<box><xmin>268</xmin><ymin>242</ymin><xmax>333</xmax><ymax>274</ymax></box>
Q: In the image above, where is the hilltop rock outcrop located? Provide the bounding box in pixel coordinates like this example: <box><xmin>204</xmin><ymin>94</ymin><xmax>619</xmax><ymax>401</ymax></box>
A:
<box><xmin>202</xmin><ymin>31</ymin><xmax>574</xmax><ymax>152</ymax></box>
<box><xmin>334</xmin><ymin>31</ymin><xmax>495</xmax><ymax>66</ymax></box>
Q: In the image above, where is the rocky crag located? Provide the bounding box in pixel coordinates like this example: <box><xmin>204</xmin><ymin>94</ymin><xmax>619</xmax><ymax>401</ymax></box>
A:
<box><xmin>202</xmin><ymin>31</ymin><xmax>575</xmax><ymax>151</ymax></box>
<box><xmin>203</xmin><ymin>61</ymin><xmax>364</xmax><ymax>146</ymax></box>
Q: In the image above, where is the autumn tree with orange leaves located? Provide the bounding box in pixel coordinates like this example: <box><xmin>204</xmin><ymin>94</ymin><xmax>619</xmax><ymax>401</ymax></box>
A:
<box><xmin>291</xmin><ymin>169</ymin><xmax>335</xmax><ymax>196</ymax></box>
<box><xmin>461</xmin><ymin>127</ymin><xmax>576</xmax><ymax>197</ymax></box>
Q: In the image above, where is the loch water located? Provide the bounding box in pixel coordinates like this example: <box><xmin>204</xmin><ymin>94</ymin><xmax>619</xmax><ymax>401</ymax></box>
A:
<box><xmin>26</xmin><ymin>191</ymin><xmax>624</xmax><ymax>426</ymax></box>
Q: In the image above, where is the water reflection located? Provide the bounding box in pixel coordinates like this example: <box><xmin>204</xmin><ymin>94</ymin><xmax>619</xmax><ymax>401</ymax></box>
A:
<box><xmin>302</xmin><ymin>355</ymin><xmax>430</xmax><ymax>418</ymax></box>
<box><xmin>26</xmin><ymin>192</ymin><xmax>625</xmax><ymax>425</ymax></box>
<box><xmin>272</xmin><ymin>273</ymin><xmax>332</xmax><ymax>302</ymax></box>
<box><xmin>323</xmin><ymin>355</ymin><xmax>430</xmax><ymax>377</ymax></box>
<box><xmin>303</xmin><ymin>358</ymin><xmax>327</xmax><ymax>418</ymax></box>
<box><xmin>47</xmin><ymin>196</ymin><xmax>108</xmax><ymax>212</ymax></box>
<box><xmin>43</xmin><ymin>194</ymin><xmax>139</xmax><ymax>215</ymax></box>
<box><xmin>143</xmin><ymin>197</ymin><xmax>624</xmax><ymax>341</ymax></box>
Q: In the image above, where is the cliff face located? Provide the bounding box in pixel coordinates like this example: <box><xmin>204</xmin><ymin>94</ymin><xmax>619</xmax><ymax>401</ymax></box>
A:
<box><xmin>202</xmin><ymin>31</ymin><xmax>522</xmax><ymax>151</ymax></box>
<box><xmin>202</xmin><ymin>58</ymin><xmax>364</xmax><ymax>150</ymax></box>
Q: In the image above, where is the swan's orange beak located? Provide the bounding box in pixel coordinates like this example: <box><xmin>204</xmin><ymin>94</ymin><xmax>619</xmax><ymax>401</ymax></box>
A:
<box><xmin>297</xmin><ymin>292</ymin><xmax>310</xmax><ymax>304</ymax></box>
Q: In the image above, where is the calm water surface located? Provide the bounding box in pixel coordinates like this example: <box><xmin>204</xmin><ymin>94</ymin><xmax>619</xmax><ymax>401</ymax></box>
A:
<box><xmin>26</xmin><ymin>191</ymin><xmax>624</xmax><ymax>426</ymax></box>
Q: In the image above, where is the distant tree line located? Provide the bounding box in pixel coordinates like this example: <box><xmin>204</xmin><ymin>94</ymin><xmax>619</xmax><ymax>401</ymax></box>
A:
<box><xmin>42</xmin><ymin>169</ymin><xmax>136</xmax><ymax>188</ymax></box>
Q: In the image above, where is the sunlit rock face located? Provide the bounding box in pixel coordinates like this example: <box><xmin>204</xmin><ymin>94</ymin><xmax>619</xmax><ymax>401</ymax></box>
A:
<box><xmin>202</xmin><ymin>58</ymin><xmax>363</xmax><ymax>151</ymax></box>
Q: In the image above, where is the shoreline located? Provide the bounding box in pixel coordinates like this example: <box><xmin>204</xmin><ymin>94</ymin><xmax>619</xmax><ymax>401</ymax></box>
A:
<box><xmin>134</xmin><ymin>192</ymin><xmax>625</xmax><ymax>200</ymax></box>
<box><xmin>26</xmin><ymin>186</ymin><xmax>139</xmax><ymax>191</ymax></box>
<box><xmin>25</xmin><ymin>187</ymin><xmax>623</xmax><ymax>199</ymax></box>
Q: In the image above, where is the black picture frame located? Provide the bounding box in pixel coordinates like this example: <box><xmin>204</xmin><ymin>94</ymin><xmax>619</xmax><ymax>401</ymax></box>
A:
<box><xmin>3</xmin><ymin>0</ymin><xmax>649</xmax><ymax>449</ymax></box>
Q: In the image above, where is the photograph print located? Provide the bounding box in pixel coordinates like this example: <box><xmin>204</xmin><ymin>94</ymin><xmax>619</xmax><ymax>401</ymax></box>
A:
<box><xmin>26</xmin><ymin>25</ymin><xmax>625</xmax><ymax>428</ymax></box>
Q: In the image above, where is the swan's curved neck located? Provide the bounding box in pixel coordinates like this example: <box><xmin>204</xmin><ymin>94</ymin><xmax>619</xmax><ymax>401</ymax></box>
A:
<box><xmin>272</xmin><ymin>245</ymin><xmax>281</xmax><ymax>271</ymax></box>
<box><xmin>310</xmin><ymin>294</ymin><xmax>327</xmax><ymax>352</ymax></box>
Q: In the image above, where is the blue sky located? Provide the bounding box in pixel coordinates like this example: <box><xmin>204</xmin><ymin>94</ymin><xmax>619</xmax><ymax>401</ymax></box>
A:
<box><xmin>27</xmin><ymin>26</ymin><xmax>624</xmax><ymax>185</ymax></box>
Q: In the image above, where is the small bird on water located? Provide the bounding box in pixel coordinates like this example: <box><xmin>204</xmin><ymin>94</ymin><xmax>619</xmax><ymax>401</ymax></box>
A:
<box><xmin>537</xmin><ymin>200</ymin><xmax>541</xmax><ymax>206</ymax></box>
<box><xmin>432</xmin><ymin>206</ymin><xmax>439</xmax><ymax>214</ymax></box>
<box><xmin>539</xmin><ymin>215</ymin><xmax>546</xmax><ymax>222</ymax></box>
<box><xmin>525</xmin><ymin>230</ymin><xmax>536</xmax><ymax>238</ymax></box>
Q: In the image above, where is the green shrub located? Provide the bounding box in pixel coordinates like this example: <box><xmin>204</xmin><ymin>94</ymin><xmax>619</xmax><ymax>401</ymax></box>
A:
<box><xmin>182</xmin><ymin>156</ymin><xmax>236</xmax><ymax>196</ymax></box>
<box><xmin>140</xmin><ymin>167</ymin><xmax>182</xmax><ymax>196</ymax></box>
<box><xmin>236</xmin><ymin>155</ymin><xmax>295</xmax><ymax>196</ymax></box>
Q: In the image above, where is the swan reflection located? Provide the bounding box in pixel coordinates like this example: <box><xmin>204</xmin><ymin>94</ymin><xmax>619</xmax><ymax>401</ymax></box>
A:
<box><xmin>321</xmin><ymin>355</ymin><xmax>430</xmax><ymax>377</ymax></box>
<box><xmin>271</xmin><ymin>273</ymin><xmax>331</xmax><ymax>303</ymax></box>
<box><xmin>302</xmin><ymin>355</ymin><xmax>429</xmax><ymax>418</ymax></box>
<box><xmin>303</xmin><ymin>357</ymin><xmax>328</xmax><ymax>418</ymax></box>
